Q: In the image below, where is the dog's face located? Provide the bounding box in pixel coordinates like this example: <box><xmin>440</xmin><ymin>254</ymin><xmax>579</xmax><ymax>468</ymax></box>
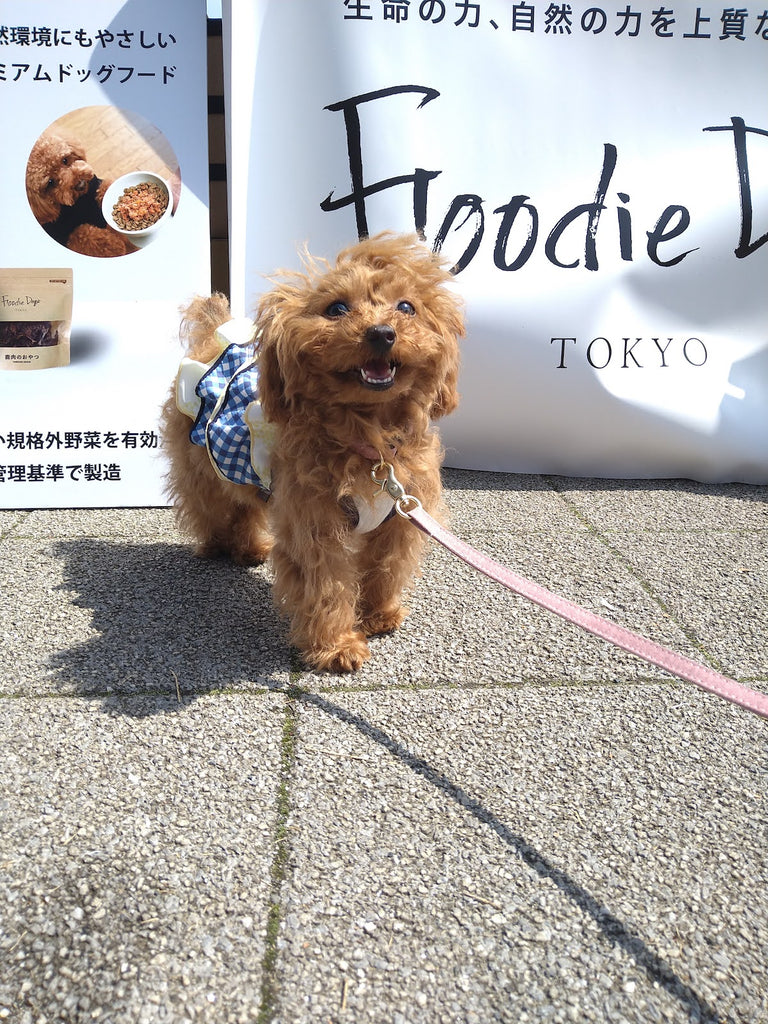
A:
<box><xmin>256</xmin><ymin>233</ymin><xmax>464</xmax><ymax>425</ymax></box>
<box><xmin>26</xmin><ymin>133</ymin><xmax>97</xmax><ymax>224</ymax></box>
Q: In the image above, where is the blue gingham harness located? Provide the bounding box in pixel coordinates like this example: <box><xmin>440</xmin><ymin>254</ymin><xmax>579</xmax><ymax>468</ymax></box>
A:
<box><xmin>188</xmin><ymin>342</ymin><xmax>273</xmax><ymax>498</ymax></box>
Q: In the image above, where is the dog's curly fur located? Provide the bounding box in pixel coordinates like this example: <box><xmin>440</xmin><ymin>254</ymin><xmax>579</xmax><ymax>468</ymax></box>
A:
<box><xmin>161</xmin><ymin>233</ymin><xmax>464</xmax><ymax>672</ymax></box>
<box><xmin>26</xmin><ymin>132</ymin><xmax>135</xmax><ymax>257</ymax></box>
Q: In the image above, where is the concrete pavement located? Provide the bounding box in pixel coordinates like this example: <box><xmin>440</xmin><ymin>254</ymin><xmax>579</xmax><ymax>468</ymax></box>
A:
<box><xmin>1</xmin><ymin>469</ymin><xmax>766</xmax><ymax>1023</ymax></box>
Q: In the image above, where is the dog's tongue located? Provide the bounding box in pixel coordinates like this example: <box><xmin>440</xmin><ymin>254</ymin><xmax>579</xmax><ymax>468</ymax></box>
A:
<box><xmin>361</xmin><ymin>359</ymin><xmax>395</xmax><ymax>385</ymax></box>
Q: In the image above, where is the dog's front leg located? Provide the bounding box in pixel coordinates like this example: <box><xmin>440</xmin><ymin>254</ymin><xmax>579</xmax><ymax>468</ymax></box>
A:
<box><xmin>270</xmin><ymin>516</ymin><xmax>370</xmax><ymax>673</ymax></box>
<box><xmin>358</xmin><ymin>514</ymin><xmax>427</xmax><ymax>637</ymax></box>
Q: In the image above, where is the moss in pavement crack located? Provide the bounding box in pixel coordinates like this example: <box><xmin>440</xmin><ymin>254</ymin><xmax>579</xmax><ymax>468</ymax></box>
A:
<box><xmin>257</xmin><ymin>697</ymin><xmax>298</xmax><ymax>1024</ymax></box>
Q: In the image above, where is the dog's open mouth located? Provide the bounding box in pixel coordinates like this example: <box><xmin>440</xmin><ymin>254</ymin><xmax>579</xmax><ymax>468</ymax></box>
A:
<box><xmin>359</xmin><ymin>358</ymin><xmax>397</xmax><ymax>390</ymax></box>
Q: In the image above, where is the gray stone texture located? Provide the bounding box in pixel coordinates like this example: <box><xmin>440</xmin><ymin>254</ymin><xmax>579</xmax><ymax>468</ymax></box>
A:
<box><xmin>1</xmin><ymin>469</ymin><xmax>766</xmax><ymax>1023</ymax></box>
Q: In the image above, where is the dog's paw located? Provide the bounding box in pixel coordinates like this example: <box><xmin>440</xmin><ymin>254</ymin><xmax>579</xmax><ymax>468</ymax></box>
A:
<box><xmin>195</xmin><ymin>538</ymin><xmax>271</xmax><ymax>565</ymax></box>
<box><xmin>230</xmin><ymin>540</ymin><xmax>272</xmax><ymax>566</ymax></box>
<box><xmin>305</xmin><ymin>632</ymin><xmax>371</xmax><ymax>673</ymax></box>
<box><xmin>360</xmin><ymin>605</ymin><xmax>408</xmax><ymax>637</ymax></box>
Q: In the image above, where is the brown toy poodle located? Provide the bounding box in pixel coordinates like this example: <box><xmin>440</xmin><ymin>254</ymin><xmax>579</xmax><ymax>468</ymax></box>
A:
<box><xmin>25</xmin><ymin>132</ymin><xmax>136</xmax><ymax>257</ymax></box>
<box><xmin>162</xmin><ymin>233</ymin><xmax>464</xmax><ymax>672</ymax></box>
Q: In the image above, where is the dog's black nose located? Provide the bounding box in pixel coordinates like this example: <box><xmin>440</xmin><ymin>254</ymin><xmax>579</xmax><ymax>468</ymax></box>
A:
<box><xmin>365</xmin><ymin>324</ymin><xmax>396</xmax><ymax>353</ymax></box>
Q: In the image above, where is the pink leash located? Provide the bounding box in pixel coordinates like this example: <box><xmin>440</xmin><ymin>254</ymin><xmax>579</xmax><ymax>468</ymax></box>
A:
<box><xmin>408</xmin><ymin>504</ymin><xmax>768</xmax><ymax>722</ymax></box>
<box><xmin>370</xmin><ymin>463</ymin><xmax>768</xmax><ymax>722</ymax></box>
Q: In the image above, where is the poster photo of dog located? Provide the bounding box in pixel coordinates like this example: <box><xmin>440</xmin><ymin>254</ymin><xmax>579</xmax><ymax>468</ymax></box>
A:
<box><xmin>162</xmin><ymin>233</ymin><xmax>465</xmax><ymax>673</ymax></box>
<box><xmin>25</xmin><ymin>105</ymin><xmax>181</xmax><ymax>258</ymax></box>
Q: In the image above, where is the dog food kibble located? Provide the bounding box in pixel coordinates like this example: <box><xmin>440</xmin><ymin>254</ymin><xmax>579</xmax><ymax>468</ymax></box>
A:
<box><xmin>112</xmin><ymin>181</ymin><xmax>169</xmax><ymax>230</ymax></box>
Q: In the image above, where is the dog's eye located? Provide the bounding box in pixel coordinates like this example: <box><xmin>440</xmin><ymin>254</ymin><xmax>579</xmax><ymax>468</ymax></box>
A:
<box><xmin>396</xmin><ymin>301</ymin><xmax>416</xmax><ymax>316</ymax></box>
<box><xmin>45</xmin><ymin>178</ymin><xmax>57</xmax><ymax>190</ymax></box>
<box><xmin>325</xmin><ymin>301</ymin><xmax>350</xmax><ymax>318</ymax></box>
<box><xmin>61</xmin><ymin>157</ymin><xmax>69</xmax><ymax>166</ymax></box>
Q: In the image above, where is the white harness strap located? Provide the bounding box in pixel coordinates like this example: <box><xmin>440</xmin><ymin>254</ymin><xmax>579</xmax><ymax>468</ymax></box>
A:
<box><xmin>349</xmin><ymin>490</ymin><xmax>397</xmax><ymax>534</ymax></box>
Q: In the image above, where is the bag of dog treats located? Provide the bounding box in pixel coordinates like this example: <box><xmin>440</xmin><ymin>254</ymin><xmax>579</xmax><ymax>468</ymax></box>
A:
<box><xmin>0</xmin><ymin>268</ymin><xmax>72</xmax><ymax>370</ymax></box>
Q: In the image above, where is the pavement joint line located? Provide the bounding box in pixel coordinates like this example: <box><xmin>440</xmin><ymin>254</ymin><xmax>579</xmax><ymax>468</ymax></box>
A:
<box><xmin>543</xmin><ymin>475</ymin><xmax>730</xmax><ymax>677</ymax></box>
<box><xmin>0</xmin><ymin>686</ymin><xmax>277</xmax><ymax>704</ymax></box>
<box><xmin>256</xmin><ymin>696</ymin><xmax>298</xmax><ymax>1024</ymax></box>
<box><xmin>281</xmin><ymin>676</ymin><xmax>689</xmax><ymax>696</ymax></box>
<box><xmin>0</xmin><ymin>677</ymin><xmax>740</xmax><ymax>705</ymax></box>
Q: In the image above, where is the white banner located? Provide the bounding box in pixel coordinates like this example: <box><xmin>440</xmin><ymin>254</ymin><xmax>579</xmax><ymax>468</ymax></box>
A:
<box><xmin>227</xmin><ymin>0</ymin><xmax>768</xmax><ymax>482</ymax></box>
<box><xmin>0</xmin><ymin>0</ymin><xmax>211</xmax><ymax>507</ymax></box>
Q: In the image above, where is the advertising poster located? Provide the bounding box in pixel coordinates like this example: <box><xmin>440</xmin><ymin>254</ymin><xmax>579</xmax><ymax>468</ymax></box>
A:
<box><xmin>226</xmin><ymin>0</ymin><xmax>768</xmax><ymax>482</ymax></box>
<box><xmin>0</xmin><ymin>0</ymin><xmax>210</xmax><ymax>507</ymax></box>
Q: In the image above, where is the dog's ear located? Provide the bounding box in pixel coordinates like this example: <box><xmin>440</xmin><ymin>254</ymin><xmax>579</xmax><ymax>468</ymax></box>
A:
<box><xmin>429</xmin><ymin>297</ymin><xmax>464</xmax><ymax>419</ymax></box>
<box><xmin>27</xmin><ymin>183</ymin><xmax>60</xmax><ymax>225</ymax></box>
<box><xmin>256</xmin><ymin>330</ymin><xmax>290</xmax><ymax>425</ymax></box>
<box><xmin>25</xmin><ymin>153</ymin><xmax>61</xmax><ymax>224</ymax></box>
<box><xmin>255</xmin><ymin>275</ymin><xmax>316</xmax><ymax>424</ymax></box>
<box><xmin>255</xmin><ymin>292</ymin><xmax>291</xmax><ymax>425</ymax></box>
<box><xmin>431</xmin><ymin>332</ymin><xmax>460</xmax><ymax>419</ymax></box>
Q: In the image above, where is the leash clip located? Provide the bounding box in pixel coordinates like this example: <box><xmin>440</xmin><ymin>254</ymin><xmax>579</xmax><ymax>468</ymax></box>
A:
<box><xmin>371</xmin><ymin>460</ymin><xmax>422</xmax><ymax>518</ymax></box>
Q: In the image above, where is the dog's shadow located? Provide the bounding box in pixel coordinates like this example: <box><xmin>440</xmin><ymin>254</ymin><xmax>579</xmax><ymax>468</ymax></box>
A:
<box><xmin>48</xmin><ymin>539</ymin><xmax>290</xmax><ymax>713</ymax></box>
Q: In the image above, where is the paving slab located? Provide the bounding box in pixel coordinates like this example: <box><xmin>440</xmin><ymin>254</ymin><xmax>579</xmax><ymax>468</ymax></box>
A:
<box><xmin>441</xmin><ymin>471</ymin><xmax>768</xmax><ymax>688</ymax></box>
<box><xmin>6</xmin><ymin>508</ymin><xmax>181</xmax><ymax>542</ymax></box>
<box><xmin>441</xmin><ymin>470</ymin><xmax>583</xmax><ymax>534</ymax></box>
<box><xmin>548</xmin><ymin>476</ymin><xmax>768</xmax><ymax>534</ymax></box>
<box><xmin>300</xmin><ymin>528</ymin><xmax>717</xmax><ymax>691</ymax></box>
<box><xmin>612</xmin><ymin>531</ymin><xmax>768</xmax><ymax>681</ymax></box>
<box><xmin>443</xmin><ymin>524</ymin><xmax>768</xmax><ymax>683</ymax></box>
<box><xmin>277</xmin><ymin>686</ymin><xmax>768</xmax><ymax>1024</ymax></box>
<box><xmin>0</xmin><ymin>537</ymin><xmax>290</xmax><ymax>698</ymax></box>
<box><xmin>0</xmin><ymin>694</ymin><xmax>284</xmax><ymax>1024</ymax></box>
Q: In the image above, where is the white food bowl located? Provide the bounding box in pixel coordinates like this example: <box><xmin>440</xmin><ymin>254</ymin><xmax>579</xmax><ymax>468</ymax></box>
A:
<box><xmin>102</xmin><ymin>171</ymin><xmax>172</xmax><ymax>247</ymax></box>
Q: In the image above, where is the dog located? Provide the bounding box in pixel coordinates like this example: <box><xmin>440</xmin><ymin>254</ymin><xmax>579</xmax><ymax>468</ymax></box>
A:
<box><xmin>162</xmin><ymin>233</ymin><xmax>464</xmax><ymax>672</ymax></box>
<box><xmin>25</xmin><ymin>132</ymin><xmax>136</xmax><ymax>258</ymax></box>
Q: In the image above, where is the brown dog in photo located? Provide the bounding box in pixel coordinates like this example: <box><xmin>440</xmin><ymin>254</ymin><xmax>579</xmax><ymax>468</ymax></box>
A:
<box><xmin>162</xmin><ymin>233</ymin><xmax>464</xmax><ymax>672</ymax></box>
<box><xmin>25</xmin><ymin>132</ymin><xmax>135</xmax><ymax>257</ymax></box>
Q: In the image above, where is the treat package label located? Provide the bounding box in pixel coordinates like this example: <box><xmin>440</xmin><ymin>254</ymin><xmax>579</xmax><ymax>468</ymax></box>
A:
<box><xmin>0</xmin><ymin>269</ymin><xmax>72</xmax><ymax>371</ymax></box>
